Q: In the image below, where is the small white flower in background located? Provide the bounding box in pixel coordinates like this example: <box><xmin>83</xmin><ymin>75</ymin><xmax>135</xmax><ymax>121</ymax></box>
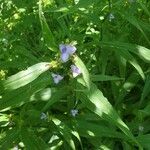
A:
<box><xmin>71</xmin><ymin>109</ymin><xmax>78</xmax><ymax>117</ymax></box>
<box><xmin>71</xmin><ymin>65</ymin><xmax>81</xmax><ymax>78</ymax></box>
<box><xmin>108</xmin><ymin>13</ymin><xmax>115</xmax><ymax>22</ymax></box>
<box><xmin>139</xmin><ymin>125</ymin><xmax>144</xmax><ymax>132</ymax></box>
<box><xmin>12</xmin><ymin>145</ymin><xmax>18</xmax><ymax>150</ymax></box>
<box><xmin>40</xmin><ymin>112</ymin><xmax>47</xmax><ymax>120</ymax></box>
<box><xmin>51</xmin><ymin>73</ymin><xmax>63</xmax><ymax>84</ymax></box>
<box><xmin>59</xmin><ymin>44</ymin><xmax>76</xmax><ymax>63</ymax></box>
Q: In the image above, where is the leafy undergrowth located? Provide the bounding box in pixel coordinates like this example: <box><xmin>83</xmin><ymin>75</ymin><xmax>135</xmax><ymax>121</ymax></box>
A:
<box><xmin>0</xmin><ymin>0</ymin><xmax>150</xmax><ymax>149</ymax></box>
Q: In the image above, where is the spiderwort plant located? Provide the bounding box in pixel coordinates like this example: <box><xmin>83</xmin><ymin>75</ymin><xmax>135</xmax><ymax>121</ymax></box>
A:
<box><xmin>51</xmin><ymin>73</ymin><xmax>63</xmax><ymax>84</ymax></box>
<box><xmin>71</xmin><ymin>64</ymin><xmax>81</xmax><ymax>78</ymax></box>
<box><xmin>59</xmin><ymin>44</ymin><xmax>76</xmax><ymax>62</ymax></box>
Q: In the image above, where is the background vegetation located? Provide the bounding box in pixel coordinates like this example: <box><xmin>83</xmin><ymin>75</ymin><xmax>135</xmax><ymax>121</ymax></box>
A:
<box><xmin>0</xmin><ymin>0</ymin><xmax>150</xmax><ymax>149</ymax></box>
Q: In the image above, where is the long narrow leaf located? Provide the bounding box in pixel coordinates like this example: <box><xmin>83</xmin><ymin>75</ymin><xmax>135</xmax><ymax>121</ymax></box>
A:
<box><xmin>100</xmin><ymin>41</ymin><xmax>150</xmax><ymax>63</ymax></box>
<box><xmin>74</xmin><ymin>55</ymin><xmax>91</xmax><ymax>89</ymax></box>
<box><xmin>0</xmin><ymin>73</ymin><xmax>51</xmax><ymax>111</ymax></box>
<box><xmin>39</xmin><ymin>0</ymin><xmax>57</xmax><ymax>52</ymax></box>
<box><xmin>4</xmin><ymin>62</ymin><xmax>50</xmax><ymax>90</ymax></box>
<box><xmin>79</xmin><ymin>82</ymin><xmax>142</xmax><ymax>148</ymax></box>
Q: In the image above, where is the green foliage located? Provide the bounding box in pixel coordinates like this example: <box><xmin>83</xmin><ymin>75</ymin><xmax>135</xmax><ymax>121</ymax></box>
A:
<box><xmin>0</xmin><ymin>0</ymin><xmax>150</xmax><ymax>149</ymax></box>
<box><xmin>4</xmin><ymin>62</ymin><xmax>51</xmax><ymax>90</ymax></box>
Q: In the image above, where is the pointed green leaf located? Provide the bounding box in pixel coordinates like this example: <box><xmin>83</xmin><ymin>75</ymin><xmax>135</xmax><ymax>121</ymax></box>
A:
<box><xmin>74</xmin><ymin>55</ymin><xmax>91</xmax><ymax>89</ymax></box>
<box><xmin>4</xmin><ymin>62</ymin><xmax>50</xmax><ymax>90</ymax></box>
<box><xmin>120</xmin><ymin>12</ymin><xmax>150</xmax><ymax>45</ymax></box>
<box><xmin>118</xmin><ymin>48</ymin><xmax>145</xmax><ymax>80</ymax></box>
<box><xmin>39</xmin><ymin>0</ymin><xmax>57</xmax><ymax>51</ymax></box>
<box><xmin>0</xmin><ymin>73</ymin><xmax>51</xmax><ymax>111</ymax></box>
<box><xmin>100</xmin><ymin>42</ymin><xmax>146</xmax><ymax>79</ymax></box>
<box><xmin>78</xmin><ymin>81</ymin><xmax>142</xmax><ymax>148</ymax></box>
<box><xmin>75</xmin><ymin>57</ymin><xmax>140</xmax><ymax>147</ymax></box>
<box><xmin>100</xmin><ymin>41</ymin><xmax>150</xmax><ymax>63</ymax></box>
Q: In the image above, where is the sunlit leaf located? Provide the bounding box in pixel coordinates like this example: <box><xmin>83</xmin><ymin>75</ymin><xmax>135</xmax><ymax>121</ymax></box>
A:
<box><xmin>100</xmin><ymin>41</ymin><xmax>150</xmax><ymax>63</ymax></box>
<box><xmin>74</xmin><ymin>55</ymin><xmax>91</xmax><ymax>89</ymax></box>
<box><xmin>4</xmin><ymin>62</ymin><xmax>50</xmax><ymax>90</ymax></box>
<box><xmin>78</xmin><ymin>81</ymin><xmax>142</xmax><ymax>148</ymax></box>
<box><xmin>0</xmin><ymin>73</ymin><xmax>51</xmax><ymax>111</ymax></box>
<box><xmin>100</xmin><ymin>41</ymin><xmax>146</xmax><ymax>79</ymax></box>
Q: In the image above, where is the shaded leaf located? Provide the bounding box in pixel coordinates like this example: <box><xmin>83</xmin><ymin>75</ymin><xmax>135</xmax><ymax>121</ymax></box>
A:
<box><xmin>0</xmin><ymin>128</ymin><xmax>19</xmax><ymax>150</ymax></box>
<box><xmin>75</xmin><ymin>119</ymin><xmax>126</xmax><ymax>139</ymax></box>
<box><xmin>39</xmin><ymin>0</ymin><xmax>57</xmax><ymax>51</ymax></box>
<box><xmin>91</xmin><ymin>74</ymin><xmax>123</xmax><ymax>82</ymax></box>
<box><xmin>100</xmin><ymin>41</ymin><xmax>150</xmax><ymax>63</ymax></box>
<box><xmin>116</xmin><ymin>72</ymin><xmax>140</xmax><ymax>106</ymax></box>
<box><xmin>120</xmin><ymin>12</ymin><xmax>150</xmax><ymax>45</ymax></box>
<box><xmin>100</xmin><ymin>42</ymin><xmax>146</xmax><ymax>79</ymax></box>
<box><xmin>140</xmin><ymin>75</ymin><xmax>150</xmax><ymax>105</ymax></box>
<box><xmin>21</xmin><ymin>128</ymin><xmax>49</xmax><ymax>150</ymax></box>
<box><xmin>137</xmin><ymin>134</ymin><xmax>150</xmax><ymax>149</ymax></box>
<box><xmin>52</xmin><ymin>118</ymin><xmax>76</xmax><ymax>150</ymax></box>
<box><xmin>41</xmin><ymin>87</ymin><xmax>70</xmax><ymax>112</ymax></box>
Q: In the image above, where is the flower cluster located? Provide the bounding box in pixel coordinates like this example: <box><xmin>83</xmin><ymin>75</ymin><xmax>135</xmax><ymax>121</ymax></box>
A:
<box><xmin>51</xmin><ymin>44</ymin><xmax>81</xmax><ymax>84</ymax></box>
<box><xmin>50</xmin><ymin>43</ymin><xmax>80</xmax><ymax>117</ymax></box>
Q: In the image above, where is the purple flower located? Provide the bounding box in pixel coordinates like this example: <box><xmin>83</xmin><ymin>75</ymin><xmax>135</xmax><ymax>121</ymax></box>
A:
<box><xmin>71</xmin><ymin>65</ymin><xmax>81</xmax><ymax>77</ymax></box>
<box><xmin>70</xmin><ymin>109</ymin><xmax>78</xmax><ymax>117</ymax></box>
<box><xmin>59</xmin><ymin>44</ymin><xmax>76</xmax><ymax>62</ymax></box>
<box><xmin>51</xmin><ymin>73</ymin><xmax>63</xmax><ymax>84</ymax></box>
<box><xmin>40</xmin><ymin>112</ymin><xmax>47</xmax><ymax>120</ymax></box>
<box><xmin>108</xmin><ymin>13</ymin><xmax>115</xmax><ymax>22</ymax></box>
